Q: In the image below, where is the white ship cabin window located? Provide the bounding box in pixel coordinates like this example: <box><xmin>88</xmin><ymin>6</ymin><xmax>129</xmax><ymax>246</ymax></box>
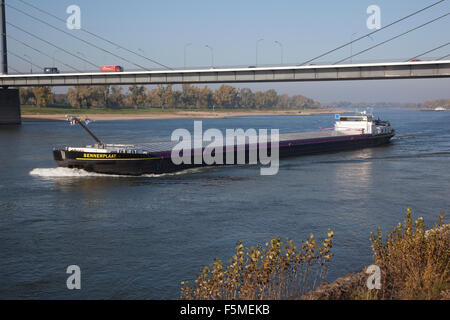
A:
<box><xmin>339</xmin><ymin>116</ymin><xmax>371</xmax><ymax>122</ymax></box>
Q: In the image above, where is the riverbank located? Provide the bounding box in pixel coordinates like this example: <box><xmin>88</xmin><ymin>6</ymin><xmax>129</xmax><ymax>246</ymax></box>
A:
<box><xmin>21</xmin><ymin>108</ymin><xmax>347</xmax><ymax>122</ymax></box>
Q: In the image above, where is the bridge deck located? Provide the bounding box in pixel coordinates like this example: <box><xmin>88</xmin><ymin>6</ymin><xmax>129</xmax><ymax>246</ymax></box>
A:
<box><xmin>1</xmin><ymin>60</ymin><xmax>449</xmax><ymax>87</ymax></box>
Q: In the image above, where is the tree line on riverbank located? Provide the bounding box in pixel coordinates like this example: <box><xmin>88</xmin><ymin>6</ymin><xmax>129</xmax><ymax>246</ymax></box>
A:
<box><xmin>423</xmin><ymin>99</ymin><xmax>450</xmax><ymax>109</ymax></box>
<box><xmin>322</xmin><ymin>99</ymin><xmax>450</xmax><ymax>110</ymax></box>
<box><xmin>18</xmin><ymin>84</ymin><xmax>320</xmax><ymax>110</ymax></box>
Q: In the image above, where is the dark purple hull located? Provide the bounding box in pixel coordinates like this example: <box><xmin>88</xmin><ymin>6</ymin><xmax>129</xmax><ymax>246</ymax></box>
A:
<box><xmin>53</xmin><ymin>132</ymin><xmax>395</xmax><ymax>175</ymax></box>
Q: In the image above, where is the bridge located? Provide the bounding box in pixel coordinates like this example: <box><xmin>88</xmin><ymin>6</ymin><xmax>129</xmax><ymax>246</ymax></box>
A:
<box><xmin>0</xmin><ymin>0</ymin><xmax>449</xmax><ymax>124</ymax></box>
<box><xmin>1</xmin><ymin>60</ymin><xmax>449</xmax><ymax>87</ymax></box>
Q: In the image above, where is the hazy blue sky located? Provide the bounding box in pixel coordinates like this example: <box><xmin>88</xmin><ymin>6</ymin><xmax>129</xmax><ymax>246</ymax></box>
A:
<box><xmin>6</xmin><ymin>0</ymin><xmax>450</xmax><ymax>103</ymax></box>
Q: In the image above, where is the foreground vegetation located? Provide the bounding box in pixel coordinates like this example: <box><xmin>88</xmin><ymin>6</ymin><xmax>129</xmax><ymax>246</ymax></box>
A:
<box><xmin>181</xmin><ymin>209</ymin><xmax>449</xmax><ymax>300</ymax></box>
<box><xmin>181</xmin><ymin>232</ymin><xmax>334</xmax><ymax>300</ymax></box>
<box><xmin>365</xmin><ymin>208</ymin><xmax>449</xmax><ymax>300</ymax></box>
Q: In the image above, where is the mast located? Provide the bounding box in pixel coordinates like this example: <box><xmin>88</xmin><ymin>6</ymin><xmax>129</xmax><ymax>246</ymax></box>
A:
<box><xmin>67</xmin><ymin>116</ymin><xmax>104</xmax><ymax>146</ymax></box>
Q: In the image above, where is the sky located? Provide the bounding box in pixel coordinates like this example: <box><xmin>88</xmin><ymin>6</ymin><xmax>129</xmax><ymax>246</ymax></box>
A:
<box><xmin>5</xmin><ymin>0</ymin><xmax>450</xmax><ymax>103</ymax></box>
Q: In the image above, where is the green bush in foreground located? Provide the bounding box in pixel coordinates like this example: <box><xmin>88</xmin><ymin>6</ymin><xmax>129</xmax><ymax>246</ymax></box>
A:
<box><xmin>368</xmin><ymin>208</ymin><xmax>449</xmax><ymax>300</ymax></box>
<box><xmin>181</xmin><ymin>232</ymin><xmax>334</xmax><ymax>300</ymax></box>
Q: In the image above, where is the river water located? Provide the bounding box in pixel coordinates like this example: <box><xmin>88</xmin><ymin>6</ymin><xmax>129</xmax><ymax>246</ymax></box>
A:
<box><xmin>0</xmin><ymin>109</ymin><xmax>449</xmax><ymax>299</ymax></box>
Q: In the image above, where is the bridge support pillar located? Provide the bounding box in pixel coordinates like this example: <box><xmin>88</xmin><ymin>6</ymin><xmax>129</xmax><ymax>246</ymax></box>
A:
<box><xmin>0</xmin><ymin>89</ymin><xmax>21</xmax><ymax>125</ymax></box>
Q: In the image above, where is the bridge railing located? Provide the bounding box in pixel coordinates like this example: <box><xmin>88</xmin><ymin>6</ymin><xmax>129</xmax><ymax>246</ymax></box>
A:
<box><xmin>6</xmin><ymin>56</ymin><xmax>447</xmax><ymax>76</ymax></box>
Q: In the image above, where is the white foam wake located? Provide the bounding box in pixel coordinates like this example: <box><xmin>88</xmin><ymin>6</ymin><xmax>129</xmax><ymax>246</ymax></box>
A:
<box><xmin>29</xmin><ymin>166</ymin><xmax>210</xmax><ymax>178</ymax></box>
<box><xmin>29</xmin><ymin>167</ymin><xmax>115</xmax><ymax>178</ymax></box>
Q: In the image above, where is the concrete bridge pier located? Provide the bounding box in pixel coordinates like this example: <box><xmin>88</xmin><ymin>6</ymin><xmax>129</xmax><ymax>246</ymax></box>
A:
<box><xmin>0</xmin><ymin>88</ymin><xmax>21</xmax><ymax>125</ymax></box>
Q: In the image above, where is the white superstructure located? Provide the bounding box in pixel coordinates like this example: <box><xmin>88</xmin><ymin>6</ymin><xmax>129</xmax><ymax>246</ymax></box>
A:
<box><xmin>334</xmin><ymin>113</ymin><xmax>393</xmax><ymax>136</ymax></box>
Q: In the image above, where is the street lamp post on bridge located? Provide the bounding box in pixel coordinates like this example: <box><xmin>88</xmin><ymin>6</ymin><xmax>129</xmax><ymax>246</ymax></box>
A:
<box><xmin>184</xmin><ymin>43</ymin><xmax>192</xmax><ymax>69</ymax></box>
<box><xmin>77</xmin><ymin>51</ymin><xmax>86</xmax><ymax>72</ymax></box>
<box><xmin>205</xmin><ymin>45</ymin><xmax>214</xmax><ymax>68</ymax></box>
<box><xmin>274</xmin><ymin>40</ymin><xmax>283</xmax><ymax>65</ymax></box>
<box><xmin>138</xmin><ymin>48</ymin><xmax>150</xmax><ymax>70</ymax></box>
<box><xmin>52</xmin><ymin>50</ymin><xmax>59</xmax><ymax>68</ymax></box>
<box><xmin>350</xmin><ymin>32</ymin><xmax>358</xmax><ymax>64</ymax></box>
<box><xmin>256</xmin><ymin>38</ymin><xmax>264</xmax><ymax>67</ymax></box>
<box><xmin>24</xmin><ymin>54</ymin><xmax>32</xmax><ymax>74</ymax></box>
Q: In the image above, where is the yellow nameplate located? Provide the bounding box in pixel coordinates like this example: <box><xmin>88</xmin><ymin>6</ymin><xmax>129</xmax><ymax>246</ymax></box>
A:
<box><xmin>83</xmin><ymin>153</ymin><xmax>117</xmax><ymax>159</ymax></box>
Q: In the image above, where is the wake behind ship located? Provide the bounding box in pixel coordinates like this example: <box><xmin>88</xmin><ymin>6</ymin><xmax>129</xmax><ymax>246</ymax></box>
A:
<box><xmin>53</xmin><ymin>114</ymin><xmax>395</xmax><ymax>175</ymax></box>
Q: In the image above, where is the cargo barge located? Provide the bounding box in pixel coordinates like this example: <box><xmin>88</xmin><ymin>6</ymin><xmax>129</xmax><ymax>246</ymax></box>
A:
<box><xmin>53</xmin><ymin>114</ymin><xmax>395</xmax><ymax>175</ymax></box>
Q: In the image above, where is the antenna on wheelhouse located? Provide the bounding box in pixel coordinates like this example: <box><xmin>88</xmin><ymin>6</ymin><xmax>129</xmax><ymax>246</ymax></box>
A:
<box><xmin>66</xmin><ymin>115</ymin><xmax>104</xmax><ymax>146</ymax></box>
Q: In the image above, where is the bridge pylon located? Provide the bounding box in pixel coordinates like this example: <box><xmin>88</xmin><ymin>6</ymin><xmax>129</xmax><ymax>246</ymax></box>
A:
<box><xmin>1</xmin><ymin>0</ymin><xmax>7</xmax><ymax>75</ymax></box>
<box><xmin>0</xmin><ymin>0</ymin><xmax>21</xmax><ymax>125</ymax></box>
<box><xmin>0</xmin><ymin>88</ymin><xmax>21</xmax><ymax>124</ymax></box>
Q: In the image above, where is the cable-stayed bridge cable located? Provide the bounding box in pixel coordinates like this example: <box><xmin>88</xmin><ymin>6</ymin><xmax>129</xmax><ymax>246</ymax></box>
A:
<box><xmin>6</xmin><ymin>3</ymin><xmax>149</xmax><ymax>71</ymax></box>
<box><xmin>9</xmin><ymin>65</ymin><xmax>21</xmax><ymax>73</ymax></box>
<box><xmin>7</xmin><ymin>34</ymin><xmax>81</xmax><ymax>72</ymax></box>
<box><xmin>333</xmin><ymin>13</ymin><xmax>450</xmax><ymax>65</ymax></box>
<box><xmin>9</xmin><ymin>50</ymin><xmax>43</xmax><ymax>70</ymax></box>
<box><xmin>298</xmin><ymin>0</ymin><xmax>447</xmax><ymax>66</ymax></box>
<box><xmin>12</xmin><ymin>0</ymin><xmax>172</xmax><ymax>70</ymax></box>
<box><xmin>7</xmin><ymin>22</ymin><xmax>99</xmax><ymax>69</ymax></box>
<box><xmin>407</xmin><ymin>42</ymin><xmax>450</xmax><ymax>61</ymax></box>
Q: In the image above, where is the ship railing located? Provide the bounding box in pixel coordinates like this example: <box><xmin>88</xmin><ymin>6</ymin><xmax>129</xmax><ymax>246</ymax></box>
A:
<box><xmin>334</xmin><ymin>127</ymin><xmax>366</xmax><ymax>134</ymax></box>
<box><xmin>318</xmin><ymin>127</ymin><xmax>334</xmax><ymax>132</ymax></box>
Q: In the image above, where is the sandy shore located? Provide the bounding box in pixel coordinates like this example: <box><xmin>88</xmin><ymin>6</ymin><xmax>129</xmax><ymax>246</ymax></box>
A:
<box><xmin>22</xmin><ymin>109</ymin><xmax>346</xmax><ymax>121</ymax></box>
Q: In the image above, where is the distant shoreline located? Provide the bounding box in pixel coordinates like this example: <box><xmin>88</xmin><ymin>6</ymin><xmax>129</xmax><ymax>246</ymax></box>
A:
<box><xmin>21</xmin><ymin>109</ymin><xmax>347</xmax><ymax>122</ymax></box>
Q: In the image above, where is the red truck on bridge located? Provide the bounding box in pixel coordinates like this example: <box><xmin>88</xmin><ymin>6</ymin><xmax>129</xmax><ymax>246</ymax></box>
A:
<box><xmin>100</xmin><ymin>66</ymin><xmax>124</xmax><ymax>72</ymax></box>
